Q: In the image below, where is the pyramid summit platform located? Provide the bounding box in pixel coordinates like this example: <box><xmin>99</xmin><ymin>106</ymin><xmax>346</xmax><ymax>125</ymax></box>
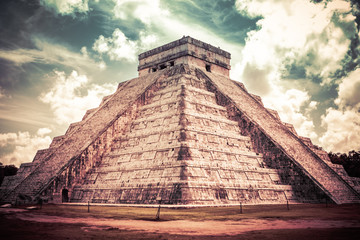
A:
<box><xmin>1</xmin><ymin>36</ymin><xmax>360</xmax><ymax>206</ymax></box>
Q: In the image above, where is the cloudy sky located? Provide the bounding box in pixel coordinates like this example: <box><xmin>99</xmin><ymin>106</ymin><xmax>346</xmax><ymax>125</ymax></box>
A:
<box><xmin>0</xmin><ymin>0</ymin><xmax>359</xmax><ymax>167</ymax></box>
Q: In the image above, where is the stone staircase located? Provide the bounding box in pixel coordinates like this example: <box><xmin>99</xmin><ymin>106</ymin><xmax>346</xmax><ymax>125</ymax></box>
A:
<box><xmin>0</xmin><ymin>70</ymin><xmax>167</xmax><ymax>203</ymax></box>
<box><xmin>2</xmin><ymin>64</ymin><xmax>359</xmax><ymax>205</ymax></box>
<box><xmin>69</xmin><ymin>68</ymin><xmax>298</xmax><ymax>205</ymax></box>
<box><xmin>199</xmin><ymin>69</ymin><xmax>360</xmax><ymax>204</ymax></box>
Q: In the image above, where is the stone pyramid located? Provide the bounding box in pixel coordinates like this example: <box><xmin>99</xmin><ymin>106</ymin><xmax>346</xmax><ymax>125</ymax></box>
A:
<box><xmin>1</xmin><ymin>36</ymin><xmax>359</xmax><ymax>205</ymax></box>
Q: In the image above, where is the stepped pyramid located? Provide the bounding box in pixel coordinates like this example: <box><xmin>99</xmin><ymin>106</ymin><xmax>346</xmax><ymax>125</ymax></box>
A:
<box><xmin>1</xmin><ymin>36</ymin><xmax>360</xmax><ymax>205</ymax></box>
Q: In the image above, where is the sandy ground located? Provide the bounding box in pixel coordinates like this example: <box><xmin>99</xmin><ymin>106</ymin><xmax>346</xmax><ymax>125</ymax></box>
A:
<box><xmin>2</xmin><ymin>208</ymin><xmax>360</xmax><ymax>236</ymax></box>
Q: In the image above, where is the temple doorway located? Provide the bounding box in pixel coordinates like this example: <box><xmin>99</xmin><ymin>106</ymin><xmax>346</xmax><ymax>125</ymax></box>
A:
<box><xmin>62</xmin><ymin>189</ymin><xmax>69</xmax><ymax>202</ymax></box>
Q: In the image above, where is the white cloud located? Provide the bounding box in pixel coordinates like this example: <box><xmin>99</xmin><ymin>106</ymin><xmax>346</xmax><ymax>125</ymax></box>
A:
<box><xmin>104</xmin><ymin>0</ymin><xmax>242</xmax><ymax>60</ymax></box>
<box><xmin>0</xmin><ymin>38</ymin><xmax>103</xmax><ymax>71</ymax></box>
<box><xmin>92</xmin><ymin>28</ymin><xmax>137</xmax><ymax>62</ymax></box>
<box><xmin>0</xmin><ymin>130</ymin><xmax>52</xmax><ymax>167</ymax></box>
<box><xmin>320</xmin><ymin>108</ymin><xmax>360</xmax><ymax>153</ymax></box>
<box><xmin>80</xmin><ymin>46</ymin><xmax>88</xmax><ymax>57</ymax></box>
<box><xmin>235</xmin><ymin>0</ymin><xmax>354</xmax><ymax>88</ymax></box>
<box><xmin>239</xmin><ymin>63</ymin><xmax>273</xmax><ymax>96</ymax></box>
<box><xmin>320</xmin><ymin>68</ymin><xmax>360</xmax><ymax>152</ymax></box>
<box><xmin>98</xmin><ymin>61</ymin><xmax>106</xmax><ymax>70</ymax></box>
<box><xmin>39</xmin><ymin>70</ymin><xmax>116</xmax><ymax>125</ymax></box>
<box><xmin>37</xmin><ymin>128</ymin><xmax>52</xmax><ymax>136</ymax></box>
<box><xmin>263</xmin><ymin>88</ymin><xmax>317</xmax><ymax>139</ymax></box>
<box><xmin>0</xmin><ymin>50</ymin><xmax>36</xmax><ymax>66</ymax></box>
<box><xmin>335</xmin><ymin>68</ymin><xmax>360</xmax><ymax>108</ymax></box>
<box><xmin>92</xmin><ymin>36</ymin><xmax>109</xmax><ymax>54</ymax></box>
<box><xmin>0</xmin><ymin>87</ymin><xmax>9</xmax><ymax>99</ymax></box>
<box><xmin>233</xmin><ymin>0</ymin><xmax>357</xmax><ymax>149</ymax></box>
<box><xmin>91</xmin><ymin>28</ymin><xmax>162</xmax><ymax>63</ymax></box>
<box><xmin>306</xmin><ymin>101</ymin><xmax>318</xmax><ymax>115</ymax></box>
<box><xmin>139</xmin><ymin>31</ymin><xmax>158</xmax><ymax>49</ymax></box>
<box><xmin>112</xmin><ymin>0</ymin><xmax>169</xmax><ymax>24</ymax></box>
<box><xmin>40</xmin><ymin>0</ymin><xmax>89</xmax><ymax>15</ymax></box>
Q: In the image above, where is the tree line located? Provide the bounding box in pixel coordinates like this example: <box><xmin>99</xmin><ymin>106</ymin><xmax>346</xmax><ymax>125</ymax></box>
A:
<box><xmin>0</xmin><ymin>163</ymin><xmax>18</xmax><ymax>186</ymax></box>
<box><xmin>328</xmin><ymin>150</ymin><xmax>360</xmax><ymax>177</ymax></box>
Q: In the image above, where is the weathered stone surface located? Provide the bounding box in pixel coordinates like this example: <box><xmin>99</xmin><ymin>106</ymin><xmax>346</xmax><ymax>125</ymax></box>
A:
<box><xmin>138</xmin><ymin>36</ymin><xmax>231</xmax><ymax>77</ymax></box>
<box><xmin>0</xmin><ymin>70</ymin><xmax>168</xmax><ymax>203</ymax></box>
<box><xmin>1</xmin><ymin>36</ymin><xmax>359</xmax><ymax>205</ymax></box>
<box><xmin>198</xmin><ymin>69</ymin><xmax>360</xmax><ymax>204</ymax></box>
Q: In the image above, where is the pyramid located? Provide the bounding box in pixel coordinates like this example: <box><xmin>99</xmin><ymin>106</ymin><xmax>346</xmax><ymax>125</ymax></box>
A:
<box><xmin>1</xmin><ymin>36</ymin><xmax>360</xmax><ymax>205</ymax></box>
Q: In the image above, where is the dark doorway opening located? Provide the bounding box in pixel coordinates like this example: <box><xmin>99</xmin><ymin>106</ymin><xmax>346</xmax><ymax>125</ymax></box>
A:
<box><xmin>206</xmin><ymin>64</ymin><xmax>211</xmax><ymax>72</ymax></box>
<box><xmin>62</xmin><ymin>189</ymin><xmax>69</xmax><ymax>203</ymax></box>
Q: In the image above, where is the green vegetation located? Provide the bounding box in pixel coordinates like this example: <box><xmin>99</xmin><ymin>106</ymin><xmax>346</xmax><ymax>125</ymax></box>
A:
<box><xmin>329</xmin><ymin>150</ymin><xmax>360</xmax><ymax>177</ymax></box>
<box><xmin>0</xmin><ymin>163</ymin><xmax>18</xmax><ymax>185</ymax></box>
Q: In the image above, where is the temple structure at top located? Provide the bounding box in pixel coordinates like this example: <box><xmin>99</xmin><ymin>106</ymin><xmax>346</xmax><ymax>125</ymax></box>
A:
<box><xmin>138</xmin><ymin>36</ymin><xmax>231</xmax><ymax>77</ymax></box>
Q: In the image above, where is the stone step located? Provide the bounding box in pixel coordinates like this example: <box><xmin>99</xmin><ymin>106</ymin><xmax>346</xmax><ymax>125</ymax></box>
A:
<box><xmin>2</xmin><ymin>69</ymin><xmax>168</xmax><ymax>203</ymax></box>
<box><xmin>201</xmin><ymin>69</ymin><xmax>360</xmax><ymax>204</ymax></box>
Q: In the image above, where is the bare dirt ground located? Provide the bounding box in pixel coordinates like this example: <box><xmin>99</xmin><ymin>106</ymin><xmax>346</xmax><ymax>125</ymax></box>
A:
<box><xmin>33</xmin><ymin>216</ymin><xmax>360</xmax><ymax>235</ymax></box>
<box><xmin>2</xmin><ymin>207</ymin><xmax>360</xmax><ymax>236</ymax></box>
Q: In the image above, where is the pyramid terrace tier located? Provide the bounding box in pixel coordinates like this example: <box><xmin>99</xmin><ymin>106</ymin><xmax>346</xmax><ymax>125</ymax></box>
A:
<box><xmin>62</xmin><ymin>69</ymin><xmax>323</xmax><ymax>205</ymax></box>
<box><xmin>88</xmin><ymin>152</ymin><xmax>266</xmax><ymax>174</ymax></box>
<box><xmin>100</xmin><ymin>147</ymin><xmax>265</xmax><ymax>175</ymax></box>
<box><xmin>69</xmin><ymin>186</ymin><xmax>293</xmax><ymax>205</ymax></box>
<box><xmin>2</xmin><ymin>63</ymin><xmax>359</xmax><ymax>206</ymax></box>
<box><xmin>197</xmin><ymin>69</ymin><xmax>360</xmax><ymax>204</ymax></box>
<box><xmin>0</xmin><ymin>69</ymin><xmax>168</xmax><ymax>203</ymax></box>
